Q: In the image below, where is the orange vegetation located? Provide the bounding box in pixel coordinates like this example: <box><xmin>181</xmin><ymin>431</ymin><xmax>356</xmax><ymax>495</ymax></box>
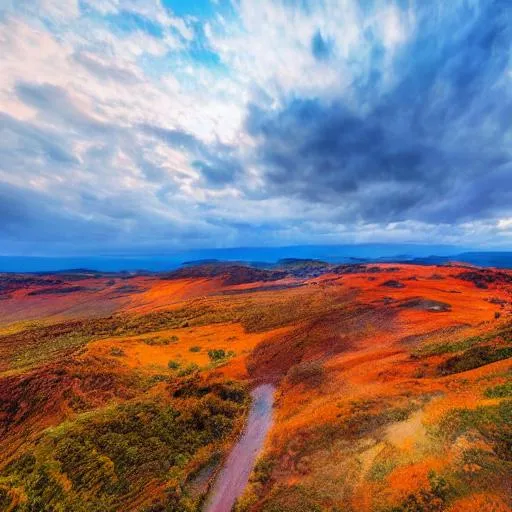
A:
<box><xmin>0</xmin><ymin>263</ymin><xmax>511</xmax><ymax>511</ymax></box>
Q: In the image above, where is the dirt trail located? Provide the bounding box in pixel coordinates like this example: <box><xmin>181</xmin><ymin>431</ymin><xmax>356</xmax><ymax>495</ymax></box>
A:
<box><xmin>204</xmin><ymin>384</ymin><xmax>275</xmax><ymax>512</ymax></box>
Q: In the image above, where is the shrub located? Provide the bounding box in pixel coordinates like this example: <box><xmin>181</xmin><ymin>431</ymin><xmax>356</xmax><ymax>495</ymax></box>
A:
<box><xmin>207</xmin><ymin>349</ymin><xmax>235</xmax><ymax>363</ymax></box>
<box><xmin>189</xmin><ymin>346</ymin><xmax>201</xmax><ymax>353</ymax></box>
<box><xmin>148</xmin><ymin>375</ymin><xmax>169</xmax><ymax>386</ymax></box>
<box><xmin>168</xmin><ymin>360</ymin><xmax>181</xmax><ymax>370</ymax></box>
<box><xmin>252</xmin><ymin>457</ymin><xmax>275</xmax><ymax>484</ymax></box>
<box><xmin>143</xmin><ymin>336</ymin><xmax>170</xmax><ymax>346</ymax></box>
<box><xmin>110</xmin><ymin>347</ymin><xmax>125</xmax><ymax>357</ymax></box>
<box><xmin>208</xmin><ymin>349</ymin><xmax>226</xmax><ymax>361</ymax></box>
<box><xmin>0</xmin><ymin>487</ymin><xmax>11</xmax><ymax>510</ymax></box>
<box><xmin>177</xmin><ymin>363</ymin><xmax>200</xmax><ymax>377</ymax></box>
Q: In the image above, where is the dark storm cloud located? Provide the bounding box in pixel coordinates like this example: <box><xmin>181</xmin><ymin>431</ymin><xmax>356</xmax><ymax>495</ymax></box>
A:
<box><xmin>0</xmin><ymin>181</ymin><xmax>107</xmax><ymax>243</ymax></box>
<box><xmin>247</xmin><ymin>0</ymin><xmax>512</xmax><ymax>224</ymax></box>
<box><xmin>142</xmin><ymin>124</ymin><xmax>243</xmax><ymax>186</ymax></box>
<box><xmin>0</xmin><ymin>179</ymin><xmax>221</xmax><ymax>255</ymax></box>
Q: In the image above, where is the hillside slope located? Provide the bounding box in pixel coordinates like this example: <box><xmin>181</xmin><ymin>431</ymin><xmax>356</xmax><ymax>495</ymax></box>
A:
<box><xmin>0</xmin><ymin>263</ymin><xmax>510</xmax><ymax>511</ymax></box>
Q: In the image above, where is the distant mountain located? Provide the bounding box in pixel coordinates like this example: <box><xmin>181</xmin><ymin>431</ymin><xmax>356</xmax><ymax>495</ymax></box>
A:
<box><xmin>408</xmin><ymin>252</ymin><xmax>512</xmax><ymax>269</ymax></box>
<box><xmin>0</xmin><ymin>244</ymin><xmax>472</xmax><ymax>272</ymax></box>
<box><xmin>457</xmin><ymin>252</ymin><xmax>512</xmax><ymax>268</ymax></box>
<box><xmin>3</xmin><ymin>245</ymin><xmax>512</xmax><ymax>272</ymax></box>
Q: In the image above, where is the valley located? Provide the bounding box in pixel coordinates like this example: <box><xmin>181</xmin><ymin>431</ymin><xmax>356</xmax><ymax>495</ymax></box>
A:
<box><xmin>0</xmin><ymin>262</ymin><xmax>511</xmax><ymax>511</ymax></box>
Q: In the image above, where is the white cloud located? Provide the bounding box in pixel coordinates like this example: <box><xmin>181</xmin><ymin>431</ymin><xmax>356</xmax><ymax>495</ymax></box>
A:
<box><xmin>206</xmin><ymin>0</ymin><xmax>414</xmax><ymax>107</ymax></box>
<box><xmin>497</xmin><ymin>218</ymin><xmax>512</xmax><ymax>231</ymax></box>
<box><xmin>41</xmin><ymin>0</ymin><xmax>80</xmax><ymax>20</ymax></box>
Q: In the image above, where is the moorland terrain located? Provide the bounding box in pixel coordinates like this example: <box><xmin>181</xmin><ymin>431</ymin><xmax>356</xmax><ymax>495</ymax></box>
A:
<box><xmin>0</xmin><ymin>260</ymin><xmax>511</xmax><ymax>511</ymax></box>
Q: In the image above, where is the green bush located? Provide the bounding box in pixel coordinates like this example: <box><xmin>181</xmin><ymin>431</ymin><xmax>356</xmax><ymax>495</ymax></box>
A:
<box><xmin>143</xmin><ymin>336</ymin><xmax>171</xmax><ymax>346</ymax></box>
<box><xmin>168</xmin><ymin>360</ymin><xmax>181</xmax><ymax>370</ymax></box>
<box><xmin>207</xmin><ymin>349</ymin><xmax>235</xmax><ymax>363</ymax></box>
<box><xmin>189</xmin><ymin>346</ymin><xmax>201</xmax><ymax>353</ymax></box>
<box><xmin>208</xmin><ymin>349</ymin><xmax>227</xmax><ymax>361</ymax></box>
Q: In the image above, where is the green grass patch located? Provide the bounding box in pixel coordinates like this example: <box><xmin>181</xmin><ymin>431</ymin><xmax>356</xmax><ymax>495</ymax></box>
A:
<box><xmin>484</xmin><ymin>382</ymin><xmax>512</xmax><ymax>398</ymax></box>
<box><xmin>438</xmin><ymin>400</ymin><xmax>512</xmax><ymax>462</ymax></box>
<box><xmin>7</xmin><ymin>331</ymin><xmax>95</xmax><ymax>371</ymax></box>
<box><xmin>438</xmin><ymin>346</ymin><xmax>512</xmax><ymax>375</ymax></box>
<box><xmin>368</xmin><ymin>457</ymin><xmax>398</xmax><ymax>482</ymax></box>
<box><xmin>415</xmin><ymin>324</ymin><xmax>512</xmax><ymax>357</ymax></box>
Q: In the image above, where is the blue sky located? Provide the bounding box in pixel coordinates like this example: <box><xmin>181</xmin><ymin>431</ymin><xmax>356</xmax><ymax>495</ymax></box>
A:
<box><xmin>0</xmin><ymin>0</ymin><xmax>511</xmax><ymax>255</ymax></box>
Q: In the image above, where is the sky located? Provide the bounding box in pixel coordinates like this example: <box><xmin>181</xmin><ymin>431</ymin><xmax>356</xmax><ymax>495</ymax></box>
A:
<box><xmin>0</xmin><ymin>0</ymin><xmax>511</xmax><ymax>256</ymax></box>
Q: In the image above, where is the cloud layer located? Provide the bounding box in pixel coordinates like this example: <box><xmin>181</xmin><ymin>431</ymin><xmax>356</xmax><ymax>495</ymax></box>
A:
<box><xmin>1</xmin><ymin>0</ymin><xmax>511</xmax><ymax>254</ymax></box>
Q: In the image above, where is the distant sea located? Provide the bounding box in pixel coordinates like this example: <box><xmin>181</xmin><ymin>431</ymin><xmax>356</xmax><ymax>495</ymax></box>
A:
<box><xmin>1</xmin><ymin>244</ymin><xmax>511</xmax><ymax>272</ymax></box>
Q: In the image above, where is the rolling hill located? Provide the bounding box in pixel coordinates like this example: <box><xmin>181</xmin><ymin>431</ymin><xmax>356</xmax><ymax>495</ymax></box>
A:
<box><xmin>0</xmin><ymin>262</ymin><xmax>510</xmax><ymax>511</ymax></box>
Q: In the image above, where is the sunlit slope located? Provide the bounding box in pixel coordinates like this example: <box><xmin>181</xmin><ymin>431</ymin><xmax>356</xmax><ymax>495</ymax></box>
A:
<box><xmin>236</xmin><ymin>265</ymin><xmax>512</xmax><ymax>512</ymax></box>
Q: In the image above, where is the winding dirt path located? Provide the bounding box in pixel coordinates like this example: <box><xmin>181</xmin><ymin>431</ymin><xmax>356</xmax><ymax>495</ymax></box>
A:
<box><xmin>204</xmin><ymin>384</ymin><xmax>275</xmax><ymax>512</ymax></box>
